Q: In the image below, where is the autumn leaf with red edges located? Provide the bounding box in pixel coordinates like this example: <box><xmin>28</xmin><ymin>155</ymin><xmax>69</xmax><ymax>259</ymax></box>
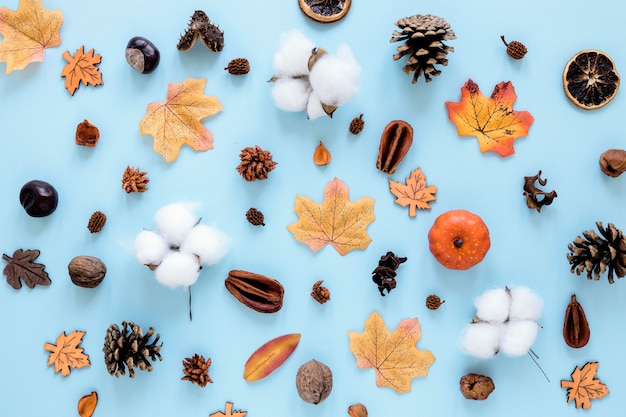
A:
<box><xmin>446</xmin><ymin>79</ymin><xmax>534</xmax><ymax>157</ymax></box>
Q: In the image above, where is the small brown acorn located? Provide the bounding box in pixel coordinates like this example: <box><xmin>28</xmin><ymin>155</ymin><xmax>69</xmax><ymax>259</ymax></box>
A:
<box><xmin>501</xmin><ymin>35</ymin><xmax>527</xmax><ymax>59</ymax></box>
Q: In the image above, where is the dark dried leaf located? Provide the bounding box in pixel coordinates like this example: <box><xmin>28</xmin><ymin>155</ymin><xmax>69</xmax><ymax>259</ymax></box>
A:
<box><xmin>2</xmin><ymin>249</ymin><xmax>51</xmax><ymax>289</ymax></box>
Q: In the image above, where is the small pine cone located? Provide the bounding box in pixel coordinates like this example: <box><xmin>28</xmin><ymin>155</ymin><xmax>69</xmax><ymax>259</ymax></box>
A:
<box><xmin>390</xmin><ymin>14</ymin><xmax>456</xmax><ymax>83</ymax></box>
<box><xmin>181</xmin><ymin>354</ymin><xmax>213</xmax><ymax>387</ymax></box>
<box><xmin>236</xmin><ymin>145</ymin><xmax>277</xmax><ymax>181</ymax></box>
<box><xmin>103</xmin><ymin>321</ymin><xmax>162</xmax><ymax>378</ymax></box>
<box><xmin>246</xmin><ymin>207</ymin><xmax>265</xmax><ymax>226</ymax></box>
<box><xmin>87</xmin><ymin>211</ymin><xmax>107</xmax><ymax>233</ymax></box>
<box><xmin>500</xmin><ymin>36</ymin><xmax>527</xmax><ymax>59</ymax></box>
<box><xmin>225</xmin><ymin>58</ymin><xmax>250</xmax><ymax>75</ymax></box>
<box><xmin>349</xmin><ymin>114</ymin><xmax>364</xmax><ymax>135</ymax></box>
<box><xmin>121</xmin><ymin>166</ymin><xmax>149</xmax><ymax>193</ymax></box>
<box><xmin>426</xmin><ymin>294</ymin><xmax>444</xmax><ymax>310</ymax></box>
<box><xmin>311</xmin><ymin>280</ymin><xmax>330</xmax><ymax>304</ymax></box>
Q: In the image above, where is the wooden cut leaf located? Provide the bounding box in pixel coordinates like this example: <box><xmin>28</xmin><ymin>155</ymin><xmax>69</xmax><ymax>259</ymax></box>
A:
<box><xmin>287</xmin><ymin>177</ymin><xmax>375</xmax><ymax>256</ymax></box>
<box><xmin>244</xmin><ymin>333</ymin><xmax>301</xmax><ymax>382</ymax></box>
<box><xmin>0</xmin><ymin>0</ymin><xmax>63</xmax><ymax>73</ymax></box>
<box><xmin>2</xmin><ymin>249</ymin><xmax>51</xmax><ymax>289</ymax></box>
<box><xmin>209</xmin><ymin>402</ymin><xmax>247</xmax><ymax>417</ymax></box>
<box><xmin>389</xmin><ymin>167</ymin><xmax>437</xmax><ymax>217</ymax></box>
<box><xmin>348</xmin><ymin>310</ymin><xmax>435</xmax><ymax>394</ymax></box>
<box><xmin>561</xmin><ymin>362</ymin><xmax>609</xmax><ymax>409</ymax></box>
<box><xmin>60</xmin><ymin>46</ymin><xmax>103</xmax><ymax>96</ymax></box>
<box><xmin>445</xmin><ymin>79</ymin><xmax>534</xmax><ymax>157</ymax></box>
<box><xmin>77</xmin><ymin>391</ymin><xmax>98</xmax><ymax>417</ymax></box>
<box><xmin>139</xmin><ymin>78</ymin><xmax>223</xmax><ymax>162</ymax></box>
<box><xmin>43</xmin><ymin>330</ymin><xmax>90</xmax><ymax>377</ymax></box>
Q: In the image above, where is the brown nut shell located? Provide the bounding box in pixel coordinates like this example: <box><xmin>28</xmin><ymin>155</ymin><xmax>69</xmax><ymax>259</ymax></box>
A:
<box><xmin>376</xmin><ymin>120</ymin><xmax>413</xmax><ymax>174</ymax></box>
<box><xmin>348</xmin><ymin>403</ymin><xmax>368</xmax><ymax>417</ymax></box>
<box><xmin>563</xmin><ymin>294</ymin><xmax>590</xmax><ymax>348</ymax></box>
<box><xmin>460</xmin><ymin>373</ymin><xmax>495</xmax><ymax>400</ymax></box>
<box><xmin>599</xmin><ymin>149</ymin><xmax>626</xmax><ymax>177</ymax></box>
<box><xmin>68</xmin><ymin>256</ymin><xmax>107</xmax><ymax>288</ymax></box>
<box><xmin>225</xmin><ymin>270</ymin><xmax>284</xmax><ymax>313</ymax></box>
<box><xmin>296</xmin><ymin>359</ymin><xmax>333</xmax><ymax>404</ymax></box>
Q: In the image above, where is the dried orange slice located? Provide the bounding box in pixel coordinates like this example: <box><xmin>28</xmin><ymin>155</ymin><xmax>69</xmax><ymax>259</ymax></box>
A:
<box><xmin>298</xmin><ymin>0</ymin><xmax>351</xmax><ymax>23</ymax></box>
<box><xmin>563</xmin><ymin>50</ymin><xmax>620</xmax><ymax>110</ymax></box>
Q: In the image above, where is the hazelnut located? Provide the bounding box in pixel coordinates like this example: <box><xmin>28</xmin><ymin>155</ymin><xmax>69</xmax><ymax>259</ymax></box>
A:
<box><xmin>348</xmin><ymin>403</ymin><xmax>368</xmax><ymax>417</ymax></box>
<box><xmin>295</xmin><ymin>359</ymin><xmax>332</xmax><ymax>404</ymax></box>
<box><xmin>68</xmin><ymin>256</ymin><xmax>107</xmax><ymax>288</ymax></box>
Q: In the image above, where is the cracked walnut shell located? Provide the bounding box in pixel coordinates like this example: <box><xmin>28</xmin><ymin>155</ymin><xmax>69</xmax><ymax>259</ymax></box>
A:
<box><xmin>460</xmin><ymin>373</ymin><xmax>495</xmax><ymax>400</ymax></box>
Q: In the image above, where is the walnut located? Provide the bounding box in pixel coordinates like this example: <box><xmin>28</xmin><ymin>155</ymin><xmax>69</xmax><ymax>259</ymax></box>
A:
<box><xmin>68</xmin><ymin>255</ymin><xmax>107</xmax><ymax>288</ymax></box>
<box><xmin>460</xmin><ymin>373</ymin><xmax>495</xmax><ymax>400</ymax></box>
<box><xmin>295</xmin><ymin>359</ymin><xmax>332</xmax><ymax>404</ymax></box>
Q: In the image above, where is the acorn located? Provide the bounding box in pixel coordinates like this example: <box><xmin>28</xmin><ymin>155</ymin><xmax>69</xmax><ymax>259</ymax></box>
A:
<box><xmin>501</xmin><ymin>36</ymin><xmax>527</xmax><ymax>59</ymax></box>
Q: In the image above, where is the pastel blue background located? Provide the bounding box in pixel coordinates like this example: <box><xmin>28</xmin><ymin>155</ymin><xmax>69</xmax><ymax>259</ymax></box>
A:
<box><xmin>1</xmin><ymin>0</ymin><xmax>625</xmax><ymax>416</ymax></box>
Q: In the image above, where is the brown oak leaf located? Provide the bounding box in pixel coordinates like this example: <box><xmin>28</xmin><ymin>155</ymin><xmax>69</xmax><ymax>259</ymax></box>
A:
<box><xmin>287</xmin><ymin>177</ymin><xmax>375</xmax><ymax>256</ymax></box>
<box><xmin>138</xmin><ymin>78</ymin><xmax>223</xmax><ymax>162</ymax></box>
<box><xmin>44</xmin><ymin>330</ymin><xmax>90</xmax><ymax>377</ymax></box>
<box><xmin>209</xmin><ymin>402</ymin><xmax>247</xmax><ymax>417</ymax></box>
<box><xmin>61</xmin><ymin>46</ymin><xmax>103</xmax><ymax>96</ymax></box>
<box><xmin>561</xmin><ymin>362</ymin><xmax>609</xmax><ymax>409</ymax></box>
<box><xmin>2</xmin><ymin>249</ymin><xmax>51</xmax><ymax>289</ymax></box>
<box><xmin>389</xmin><ymin>167</ymin><xmax>437</xmax><ymax>217</ymax></box>
<box><xmin>348</xmin><ymin>310</ymin><xmax>435</xmax><ymax>393</ymax></box>
<box><xmin>0</xmin><ymin>0</ymin><xmax>63</xmax><ymax>73</ymax></box>
<box><xmin>445</xmin><ymin>79</ymin><xmax>534</xmax><ymax>157</ymax></box>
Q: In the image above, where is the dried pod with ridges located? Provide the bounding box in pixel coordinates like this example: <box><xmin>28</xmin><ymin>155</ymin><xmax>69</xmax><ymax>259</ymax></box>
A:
<box><xmin>426</xmin><ymin>294</ymin><xmax>444</xmax><ymax>310</ymax></box>
<box><xmin>87</xmin><ymin>211</ymin><xmax>107</xmax><ymax>233</ymax></box>
<box><xmin>77</xmin><ymin>391</ymin><xmax>98</xmax><ymax>417</ymax></box>
<box><xmin>225</xmin><ymin>58</ymin><xmax>250</xmax><ymax>75</ymax></box>
<box><xmin>500</xmin><ymin>36</ymin><xmax>527</xmax><ymax>59</ymax></box>
<box><xmin>68</xmin><ymin>255</ymin><xmax>107</xmax><ymax>288</ymax></box>
<box><xmin>563</xmin><ymin>294</ymin><xmax>590</xmax><ymax>348</ymax></box>
<box><xmin>376</xmin><ymin>120</ymin><xmax>413</xmax><ymax>174</ymax></box>
<box><xmin>349</xmin><ymin>114</ymin><xmax>364</xmax><ymax>135</ymax></box>
<box><xmin>245</xmin><ymin>208</ymin><xmax>265</xmax><ymax>226</ymax></box>
<box><xmin>243</xmin><ymin>333</ymin><xmax>301</xmax><ymax>381</ymax></box>
<box><xmin>225</xmin><ymin>269</ymin><xmax>284</xmax><ymax>313</ymax></box>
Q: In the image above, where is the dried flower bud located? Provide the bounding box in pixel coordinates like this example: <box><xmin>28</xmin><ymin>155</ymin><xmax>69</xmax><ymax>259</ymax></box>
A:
<box><xmin>599</xmin><ymin>149</ymin><xmax>626</xmax><ymax>177</ymax></box>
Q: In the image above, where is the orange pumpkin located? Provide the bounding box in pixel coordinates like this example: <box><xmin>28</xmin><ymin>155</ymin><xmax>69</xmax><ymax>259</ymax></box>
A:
<box><xmin>428</xmin><ymin>210</ymin><xmax>490</xmax><ymax>270</ymax></box>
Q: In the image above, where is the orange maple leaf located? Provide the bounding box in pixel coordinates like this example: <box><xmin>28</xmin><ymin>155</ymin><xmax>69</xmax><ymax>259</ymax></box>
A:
<box><xmin>348</xmin><ymin>310</ymin><xmax>435</xmax><ymax>394</ymax></box>
<box><xmin>43</xmin><ymin>330</ymin><xmax>90</xmax><ymax>377</ymax></box>
<box><xmin>209</xmin><ymin>402</ymin><xmax>247</xmax><ymax>417</ymax></box>
<box><xmin>60</xmin><ymin>46</ymin><xmax>102</xmax><ymax>96</ymax></box>
<box><xmin>561</xmin><ymin>362</ymin><xmax>609</xmax><ymax>409</ymax></box>
<box><xmin>139</xmin><ymin>78</ymin><xmax>223</xmax><ymax>162</ymax></box>
<box><xmin>445</xmin><ymin>79</ymin><xmax>534</xmax><ymax>157</ymax></box>
<box><xmin>389</xmin><ymin>167</ymin><xmax>437</xmax><ymax>217</ymax></box>
<box><xmin>0</xmin><ymin>0</ymin><xmax>63</xmax><ymax>73</ymax></box>
<box><xmin>287</xmin><ymin>177</ymin><xmax>375</xmax><ymax>256</ymax></box>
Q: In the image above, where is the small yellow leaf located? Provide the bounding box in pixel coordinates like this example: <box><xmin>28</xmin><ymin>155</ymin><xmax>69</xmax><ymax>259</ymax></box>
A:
<box><xmin>389</xmin><ymin>167</ymin><xmax>437</xmax><ymax>217</ymax></box>
<box><xmin>561</xmin><ymin>362</ymin><xmax>609</xmax><ymax>409</ymax></box>
<box><xmin>244</xmin><ymin>333</ymin><xmax>301</xmax><ymax>382</ymax></box>
<box><xmin>43</xmin><ymin>330</ymin><xmax>90</xmax><ymax>377</ymax></box>
<box><xmin>60</xmin><ymin>46</ymin><xmax>103</xmax><ymax>96</ymax></box>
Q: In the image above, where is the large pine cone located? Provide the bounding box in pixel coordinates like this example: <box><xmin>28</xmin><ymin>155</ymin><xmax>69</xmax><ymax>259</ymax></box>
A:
<box><xmin>103</xmin><ymin>321</ymin><xmax>162</xmax><ymax>377</ymax></box>
<box><xmin>567</xmin><ymin>221</ymin><xmax>626</xmax><ymax>284</ymax></box>
<box><xmin>390</xmin><ymin>14</ymin><xmax>456</xmax><ymax>84</ymax></box>
<box><xmin>236</xmin><ymin>145</ymin><xmax>277</xmax><ymax>181</ymax></box>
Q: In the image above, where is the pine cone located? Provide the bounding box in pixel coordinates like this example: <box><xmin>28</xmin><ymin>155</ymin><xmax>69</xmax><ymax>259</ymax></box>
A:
<box><xmin>87</xmin><ymin>211</ymin><xmax>107</xmax><ymax>233</ymax></box>
<box><xmin>225</xmin><ymin>58</ymin><xmax>250</xmax><ymax>75</ymax></box>
<box><xmin>567</xmin><ymin>221</ymin><xmax>626</xmax><ymax>284</ymax></box>
<box><xmin>349</xmin><ymin>114</ymin><xmax>364</xmax><ymax>135</ymax></box>
<box><xmin>311</xmin><ymin>280</ymin><xmax>330</xmax><ymax>304</ymax></box>
<box><xmin>236</xmin><ymin>145</ymin><xmax>277</xmax><ymax>181</ymax></box>
<box><xmin>246</xmin><ymin>207</ymin><xmax>265</xmax><ymax>226</ymax></box>
<box><xmin>426</xmin><ymin>294</ymin><xmax>444</xmax><ymax>310</ymax></box>
<box><xmin>181</xmin><ymin>354</ymin><xmax>213</xmax><ymax>387</ymax></box>
<box><xmin>103</xmin><ymin>321</ymin><xmax>162</xmax><ymax>378</ymax></box>
<box><xmin>390</xmin><ymin>14</ymin><xmax>456</xmax><ymax>84</ymax></box>
<box><xmin>121</xmin><ymin>166</ymin><xmax>149</xmax><ymax>193</ymax></box>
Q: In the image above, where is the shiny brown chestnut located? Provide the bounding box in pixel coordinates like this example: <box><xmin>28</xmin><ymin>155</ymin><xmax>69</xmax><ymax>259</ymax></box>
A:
<box><xmin>125</xmin><ymin>36</ymin><xmax>160</xmax><ymax>74</ymax></box>
<box><xmin>20</xmin><ymin>180</ymin><xmax>58</xmax><ymax>217</ymax></box>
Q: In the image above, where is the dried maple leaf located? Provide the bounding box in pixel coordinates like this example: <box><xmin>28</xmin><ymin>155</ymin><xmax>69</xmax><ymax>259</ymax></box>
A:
<box><xmin>61</xmin><ymin>46</ymin><xmax>103</xmax><ymax>96</ymax></box>
<box><xmin>287</xmin><ymin>177</ymin><xmax>375</xmax><ymax>256</ymax></box>
<box><xmin>445</xmin><ymin>79</ymin><xmax>534</xmax><ymax>157</ymax></box>
<box><xmin>139</xmin><ymin>78</ymin><xmax>223</xmax><ymax>162</ymax></box>
<box><xmin>561</xmin><ymin>362</ymin><xmax>609</xmax><ymax>409</ymax></box>
<box><xmin>43</xmin><ymin>330</ymin><xmax>90</xmax><ymax>377</ymax></box>
<box><xmin>0</xmin><ymin>0</ymin><xmax>63</xmax><ymax>73</ymax></box>
<box><xmin>348</xmin><ymin>310</ymin><xmax>435</xmax><ymax>393</ymax></box>
<box><xmin>389</xmin><ymin>167</ymin><xmax>437</xmax><ymax>217</ymax></box>
<box><xmin>209</xmin><ymin>402</ymin><xmax>247</xmax><ymax>417</ymax></box>
<box><xmin>2</xmin><ymin>249</ymin><xmax>51</xmax><ymax>289</ymax></box>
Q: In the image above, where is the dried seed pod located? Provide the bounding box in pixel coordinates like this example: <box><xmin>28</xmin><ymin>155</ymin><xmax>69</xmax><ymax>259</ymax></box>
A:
<box><xmin>225</xmin><ymin>269</ymin><xmax>284</xmax><ymax>313</ymax></box>
<box><xmin>349</xmin><ymin>114</ymin><xmax>364</xmax><ymax>135</ymax></box>
<box><xmin>245</xmin><ymin>208</ymin><xmax>265</xmax><ymax>226</ymax></box>
<box><xmin>376</xmin><ymin>120</ymin><xmax>413</xmax><ymax>174</ymax></box>
<box><xmin>77</xmin><ymin>391</ymin><xmax>98</xmax><ymax>417</ymax></box>
<box><xmin>523</xmin><ymin>170</ymin><xmax>557</xmax><ymax>212</ymax></box>
<box><xmin>500</xmin><ymin>36</ymin><xmax>527</xmax><ymax>59</ymax></box>
<box><xmin>311</xmin><ymin>280</ymin><xmax>330</xmax><ymax>304</ymax></box>
<box><xmin>460</xmin><ymin>373</ymin><xmax>495</xmax><ymax>400</ymax></box>
<box><xmin>87</xmin><ymin>211</ymin><xmax>107</xmax><ymax>233</ymax></box>
<box><xmin>313</xmin><ymin>141</ymin><xmax>331</xmax><ymax>166</ymax></box>
<box><xmin>121</xmin><ymin>166</ymin><xmax>149</xmax><ymax>193</ymax></box>
<box><xmin>181</xmin><ymin>354</ymin><xmax>213</xmax><ymax>387</ymax></box>
<box><xmin>225</xmin><ymin>58</ymin><xmax>250</xmax><ymax>75</ymax></box>
<box><xmin>75</xmin><ymin>119</ymin><xmax>100</xmax><ymax>147</ymax></box>
<box><xmin>563</xmin><ymin>294</ymin><xmax>590</xmax><ymax>348</ymax></box>
<box><xmin>426</xmin><ymin>294</ymin><xmax>444</xmax><ymax>310</ymax></box>
<box><xmin>296</xmin><ymin>359</ymin><xmax>333</xmax><ymax>404</ymax></box>
<box><xmin>348</xmin><ymin>403</ymin><xmax>368</xmax><ymax>417</ymax></box>
<box><xmin>68</xmin><ymin>255</ymin><xmax>107</xmax><ymax>288</ymax></box>
<box><xmin>599</xmin><ymin>149</ymin><xmax>626</xmax><ymax>177</ymax></box>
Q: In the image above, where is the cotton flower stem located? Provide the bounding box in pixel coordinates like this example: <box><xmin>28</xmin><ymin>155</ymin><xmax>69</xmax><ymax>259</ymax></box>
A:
<box><xmin>528</xmin><ymin>349</ymin><xmax>550</xmax><ymax>383</ymax></box>
<box><xmin>189</xmin><ymin>286</ymin><xmax>193</xmax><ymax>321</ymax></box>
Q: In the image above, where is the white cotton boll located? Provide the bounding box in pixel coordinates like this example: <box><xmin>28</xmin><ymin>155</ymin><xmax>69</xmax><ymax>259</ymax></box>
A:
<box><xmin>474</xmin><ymin>288</ymin><xmax>510</xmax><ymax>323</ymax></box>
<box><xmin>180</xmin><ymin>224</ymin><xmax>231</xmax><ymax>265</ymax></box>
<box><xmin>305</xmin><ymin>90</ymin><xmax>326</xmax><ymax>120</ymax></box>
<box><xmin>273</xmin><ymin>29</ymin><xmax>315</xmax><ymax>76</ymax></box>
<box><xmin>133</xmin><ymin>230</ymin><xmax>169</xmax><ymax>266</ymax></box>
<box><xmin>309</xmin><ymin>44</ymin><xmax>361</xmax><ymax>107</ymax></box>
<box><xmin>508</xmin><ymin>287</ymin><xmax>543</xmax><ymax>321</ymax></box>
<box><xmin>154</xmin><ymin>251</ymin><xmax>200</xmax><ymax>289</ymax></box>
<box><xmin>499</xmin><ymin>320</ymin><xmax>540</xmax><ymax>357</ymax></box>
<box><xmin>154</xmin><ymin>203</ymin><xmax>199</xmax><ymax>247</ymax></box>
<box><xmin>461</xmin><ymin>322</ymin><xmax>501</xmax><ymax>359</ymax></box>
<box><xmin>271</xmin><ymin>78</ymin><xmax>311</xmax><ymax>112</ymax></box>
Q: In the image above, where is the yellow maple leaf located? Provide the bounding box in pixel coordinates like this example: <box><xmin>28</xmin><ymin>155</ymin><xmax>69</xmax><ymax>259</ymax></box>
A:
<box><xmin>43</xmin><ymin>330</ymin><xmax>90</xmax><ymax>377</ymax></box>
<box><xmin>0</xmin><ymin>0</ymin><xmax>63</xmax><ymax>73</ymax></box>
<box><xmin>389</xmin><ymin>167</ymin><xmax>437</xmax><ymax>217</ymax></box>
<box><xmin>348</xmin><ymin>311</ymin><xmax>435</xmax><ymax>394</ymax></box>
<box><xmin>561</xmin><ymin>362</ymin><xmax>610</xmax><ymax>409</ymax></box>
<box><xmin>287</xmin><ymin>177</ymin><xmax>375</xmax><ymax>256</ymax></box>
<box><xmin>139</xmin><ymin>78</ymin><xmax>223</xmax><ymax>162</ymax></box>
<box><xmin>60</xmin><ymin>46</ymin><xmax>102</xmax><ymax>96</ymax></box>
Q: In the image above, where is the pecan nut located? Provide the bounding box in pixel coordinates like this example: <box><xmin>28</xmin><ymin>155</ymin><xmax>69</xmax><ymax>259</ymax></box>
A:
<box><xmin>225</xmin><ymin>270</ymin><xmax>284</xmax><ymax>313</ymax></box>
<box><xmin>376</xmin><ymin>120</ymin><xmax>413</xmax><ymax>174</ymax></box>
<box><xmin>563</xmin><ymin>294</ymin><xmax>590</xmax><ymax>348</ymax></box>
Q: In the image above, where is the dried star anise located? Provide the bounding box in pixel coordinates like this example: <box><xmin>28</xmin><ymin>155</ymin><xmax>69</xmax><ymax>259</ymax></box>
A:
<box><xmin>372</xmin><ymin>251</ymin><xmax>407</xmax><ymax>296</ymax></box>
<box><xmin>181</xmin><ymin>354</ymin><xmax>213</xmax><ymax>387</ymax></box>
<box><xmin>121</xmin><ymin>166</ymin><xmax>149</xmax><ymax>193</ymax></box>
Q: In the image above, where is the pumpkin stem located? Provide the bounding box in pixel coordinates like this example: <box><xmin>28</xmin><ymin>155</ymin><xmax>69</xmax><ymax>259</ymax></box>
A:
<box><xmin>453</xmin><ymin>238</ymin><xmax>464</xmax><ymax>248</ymax></box>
